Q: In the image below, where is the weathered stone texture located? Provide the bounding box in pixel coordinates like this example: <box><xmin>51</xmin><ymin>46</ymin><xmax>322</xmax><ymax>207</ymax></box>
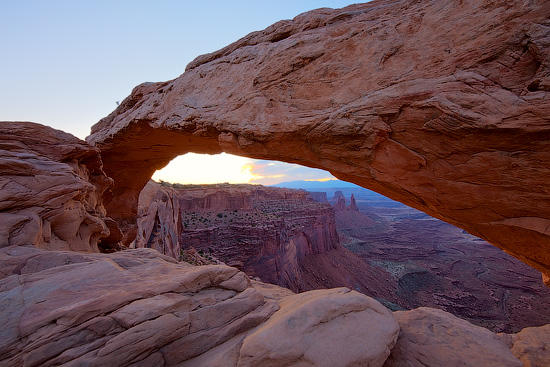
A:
<box><xmin>0</xmin><ymin>122</ymin><xmax>113</xmax><ymax>252</ymax></box>
<box><xmin>87</xmin><ymin>0</ymin><xmax>550</xmax><ymax>283</ymax></box>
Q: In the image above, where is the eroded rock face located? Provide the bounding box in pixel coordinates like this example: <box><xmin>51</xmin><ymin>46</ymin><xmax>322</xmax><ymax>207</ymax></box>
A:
<box><xmin>134</xmin><ymin>182</ymin><xmax>396</xmax><ymax>298</ymax></box>
<box><xmin>383</xmin><ymin>307</ymin><xmax>523</xmax><ymax>367</ymax></box>
<box><xmin>0</xmin><ymin>245</ymin><xmax>277</xmax><ymax>366</ymax></box>
<box><xmin>509</xmin><ymin>324</ymin><xmax>550</xmax><ymax>367</ymax></box>
<box><xmin>87</xmin><ymin>0</ymin><xmax>550</xmax><ymax>283</ymax></box>
<box><xmin>134</xmin><ymin>180</ymin><xmax>181</xmax><ymax>259</ymax></box>
<box><xmin>0</xmin><ymin>245</ymin><xmax>400</xmax><ymax>367</ymax></box>
<box><xmin>0</xmin><ymin>122</ymin><xmax>113</xmax><ymax>252</ymax></box>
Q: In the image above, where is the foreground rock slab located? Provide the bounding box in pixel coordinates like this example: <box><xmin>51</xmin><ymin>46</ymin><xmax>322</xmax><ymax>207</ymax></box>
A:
<box><xmin>0</xmin><ymin>245</ymin><xmax>276</xmax><ymax>366</ymax></box>
<box><xmin>383</xmin><ymin>307</ymin><xmax>522</xmax><ymax>367</ymax></box>
<box><xmin>87</xmin><ymin>0</ymin><xmax>550</xmax><ymax>284</ymax></box>
<box><xmin>0</xmin><ymin>246</ymin><xmax>400</xmax><ymax>367</ymax></box>
<box><xmin>0</xmin><ymin>122</ymin><xmax>113</xmax><ymax>252</ymax></box>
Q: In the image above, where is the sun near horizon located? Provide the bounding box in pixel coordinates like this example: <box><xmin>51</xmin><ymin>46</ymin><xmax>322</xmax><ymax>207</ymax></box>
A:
<box><xmin>151</xmin><ymin>152</ymin><xmax>338</xmax><ymax>186</ymax></box>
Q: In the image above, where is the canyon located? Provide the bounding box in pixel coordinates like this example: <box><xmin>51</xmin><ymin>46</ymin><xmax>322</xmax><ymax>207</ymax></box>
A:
<box><xmin>1</xmin><ymin>0</ymin><xmax>550</xmax><ymax>365</ymax></box>
<box><xmin>136</xmin><ymin>181</ymin><xmax>396</xmax><ymax>300</ymax></box>
<box><xmin>135</xmin><ymin>180</ymin><xmax>550</xmax><ymax>333</ymax></box>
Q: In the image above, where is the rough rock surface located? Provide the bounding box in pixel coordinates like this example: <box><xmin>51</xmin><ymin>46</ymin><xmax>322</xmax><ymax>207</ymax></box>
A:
<box><xmin>509</xmin><ymin>324</ymin><xmax>550</xmax><ymax>367</ymax></box>
<box><xmin>134</xmin><ymin>180</ymin><xmax>181</xmax><ymax>258</ymax></box>
<box><xmin>0</xmin><ymin>245</ymin><xmax>276</xmax><ymax>366</ymax></box>
<box><xmin>0</xmin><ymin>245</ymin><xmax>400</xmax><ymax>367</ymax></box>
<box><xmin>87</xmin><ymin>0</ymin><xmax>550</xmax><ymax>283</ymax></box>
<box><xmin>238</xmin><ymin>288</ymin><xmax>399</xmax><ymax>367</ymax></box>
<box><xmin>383</xmin><ymin>307</ymin><xmax>523</xmax><ymax>367</ymax></box>
<box><xmin>0</xmin><ymin>122</ymin><xmax>113</xmax><ymax>252</ymax></box>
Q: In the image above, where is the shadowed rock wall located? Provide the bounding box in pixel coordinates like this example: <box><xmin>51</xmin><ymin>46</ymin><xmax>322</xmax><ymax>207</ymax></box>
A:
<box><xmin>0</xmin><ymin>122</ymin><xmax>113</xmax><ymax>252</ymax></box>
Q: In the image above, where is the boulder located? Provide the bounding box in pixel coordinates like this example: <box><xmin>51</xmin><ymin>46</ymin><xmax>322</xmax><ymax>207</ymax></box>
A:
<box><xmin>383</xmin><ymin>307</ymin><xmax>522</xmax><ymax>367</ymax></box>
<box><xmin>509</xmin><ymin>324</ymin><xmax>550</xmax><ymax>367</ymax></box>
<box><xmin>87</xmin><ymin>0</ymin><xmax>550</xmax><ymax>283</ymax></box>
<box><xmin>0</xmin><ymin>122</ymin><xmax>113</xmax><ymax>252</ymax></box>
<box><xmin>238</xmin><ymin>288</ymin><xmax>399</xmax><ymax>367</ymax></box>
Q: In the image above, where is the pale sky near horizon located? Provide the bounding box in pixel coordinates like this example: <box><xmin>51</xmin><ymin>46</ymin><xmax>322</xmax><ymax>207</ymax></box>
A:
<box><xmin>1</xmin><ymin>0</ymin><xmax>359</xmax><ymax>185</ymax></box>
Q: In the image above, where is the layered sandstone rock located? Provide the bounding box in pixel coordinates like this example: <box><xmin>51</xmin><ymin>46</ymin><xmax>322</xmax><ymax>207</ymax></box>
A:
<box><xmin>0</xmin><ymin>245</ymin><xmax>400</xmax><ymax>367</ymax></box>
<box><xmin>509</xmin><ymin>324</ymin><xmax>550</xmax><ymax>367</ymax></box>
<box><xmin>383</xmin><ymin>307</ymin><xmax>523</xmax><ymax>367</ymax></box>
<box><xmin>0</xmin><ymin>122</ymin><xmax>112</xmax><ymax>252</ymax></box>
<box><xmin>87</xmin><ymin>0</ymin><xmax>550</xmax><ymax>283</ymax></box>
<box><xmin>134</xmin><ymin>180</ymin><xmax>181</xmax><ymax>258</ymax></box>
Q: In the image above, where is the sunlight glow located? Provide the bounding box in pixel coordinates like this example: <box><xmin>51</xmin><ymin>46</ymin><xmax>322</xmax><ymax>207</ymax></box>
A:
<box><xmin>151</xmin><ymin>153</ymin><xmax>337</xmax><ymax>186</ymax></box>
<box><xmin>305</xmin><ymin>178</ymin><xmax>338</xmax><ymax>182</ymax></box>
<box><xmin>152</xmin><ymin>153</ymin><xmax>254</xmax><ymax>184</ymax></box>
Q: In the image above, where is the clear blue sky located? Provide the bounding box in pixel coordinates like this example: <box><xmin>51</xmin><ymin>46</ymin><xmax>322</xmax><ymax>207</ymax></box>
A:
<box><xmin>1</xmin><ymin>0</ymin><xmax>359</xmax><ymax>184</ymax></box>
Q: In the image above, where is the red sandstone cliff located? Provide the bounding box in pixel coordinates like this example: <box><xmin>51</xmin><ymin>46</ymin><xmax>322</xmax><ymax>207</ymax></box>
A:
<box><xmin>134</xmin><ymin>182</ymin><xmax>395</xmax><ymax>296</ymax></box>
<box><xmin>134</xmin><ymin>180</ymin><xmax>182</xmax><ymax>259</ymax></box>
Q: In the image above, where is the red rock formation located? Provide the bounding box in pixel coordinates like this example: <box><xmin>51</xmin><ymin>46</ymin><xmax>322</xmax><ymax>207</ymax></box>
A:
<box><xmin>0</xmin><ymin>245</ymin><xmax>400</xmax><ymax>367</ymax></box>
<box><xmin>308</xmin><ymin>191</ymin><xmax>329</xmax><ymax>203</ymax></box>
<box><xmin>0</xmin><ymin>122</ymin><xmax>113</xmax><ymax>252</ymax></box>
<box><xmin>349</xmin><ymin>194</ymin><xmax>359</xmax><ymax>211</ymax></box>
<box><xmin>134</xmin><ymin>180</ymin><xmax>181</xmax><ymax>259</ymax></box>
<box><xmin>332</xmin><ymin>191</ymin><xmax>348</xmax><ymax>211</ymax></box>
<box><xmin>169</xmin><ymin>184</ymin><xmax>342</xmax><ymax>291</ymax></box>
<box><xmin>134</xmin><ymin>183</ymin><xmax>396</xmax><ymax>297</ymax></box>
<box><xmin>86</xmin><ymin>0</ymin><xmax>550</xmax><ymax>284</ymax></box>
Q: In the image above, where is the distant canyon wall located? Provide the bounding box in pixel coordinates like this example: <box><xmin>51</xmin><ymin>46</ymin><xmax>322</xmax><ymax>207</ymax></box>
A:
<box><xmin>134</xmin><ymin>182</ymin><xmax>344</xmax><ymax>291</ymax></box>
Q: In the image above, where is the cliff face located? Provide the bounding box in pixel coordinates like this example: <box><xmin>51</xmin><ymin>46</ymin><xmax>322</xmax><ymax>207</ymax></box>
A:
<box><xmin>87</xmin><ymin>0</ymin><xmax>550</xmax><ymax>284</ymax></box>
<box><xmin>150</xmin><ymin>184</ymin><xmax>342</xmax><ymax>292</ymax></box>
<box><xmin>0</xmin><ymin>122</ymin><xmax>113</xmax><ymax>252</ymax></box>
<box><xmin>135</xmin><ymin>182</ymin><xmax>397</xmax><ymax>297</ymax></box>
<box><xmin>134</xmin><ymin>181</ymin><xmax>181</xmax><ymax>259</ymax></box>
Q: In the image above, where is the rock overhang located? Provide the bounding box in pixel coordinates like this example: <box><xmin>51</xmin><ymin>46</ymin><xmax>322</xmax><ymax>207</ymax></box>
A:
<box><xmin>86</xmin><ymin>0</ymin><xmax>550</xmax><ymax>285</ymax></box>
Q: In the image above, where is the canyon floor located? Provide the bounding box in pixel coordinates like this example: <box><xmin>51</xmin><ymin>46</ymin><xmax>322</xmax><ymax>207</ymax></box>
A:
<box><xmin>166</xmin><ymin>181</ymin><xmax>550</xmax><ymax>333</ymax></box>
<box><xmin>320</xmin><ymin>184</ymin><xmax>550</xmax><ymax>333</ymax></box>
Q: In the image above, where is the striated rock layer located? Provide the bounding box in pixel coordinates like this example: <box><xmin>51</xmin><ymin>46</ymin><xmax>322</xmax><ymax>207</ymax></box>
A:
<box><xmin>0</xmin><ymin>122</ymin><xmax>113</xmax><ymax>252</ymax></box>
<box><xmin>0</xmin><ymin>245</ymin><xmax>399</xmax><ymax>367</ymax></box>
<box><xmin>135</xmin><ymin>182</ymin><xmax>396</xmax><ymax>298</ymax></box>
<box><xmin>134</xmin><ymin>180</ymin><xmax>181</xmax><ymax>259</ymax></box>
<box><xmin>87</xmin><ymin>0</ymin><xmax>550</xmax><ymax>284</ymax></box>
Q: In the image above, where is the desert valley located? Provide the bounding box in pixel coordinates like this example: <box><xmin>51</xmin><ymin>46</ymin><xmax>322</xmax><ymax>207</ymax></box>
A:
<box><xmin>2</xmin><ymin>0</ymin><xmax>550</xmax><ymax>366</ymax></box>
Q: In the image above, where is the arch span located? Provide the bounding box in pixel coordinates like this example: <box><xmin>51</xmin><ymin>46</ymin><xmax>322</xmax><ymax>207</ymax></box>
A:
<box><xmin>87</xmin><ymin>0</ymin><xmax>550</xmax><ymax>284</ymax></box>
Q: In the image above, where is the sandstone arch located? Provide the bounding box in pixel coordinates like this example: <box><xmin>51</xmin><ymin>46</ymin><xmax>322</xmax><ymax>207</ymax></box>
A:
<box><xmin>87</xmin><ymin>0</ymin><xmax>550</xmax><ymax>284</ymax></box>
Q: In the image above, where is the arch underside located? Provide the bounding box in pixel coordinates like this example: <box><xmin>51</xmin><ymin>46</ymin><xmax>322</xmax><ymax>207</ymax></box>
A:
<box><xmin>87</xmin><ymin>0</ymin><xmax>550</xmax><ymax>284</ymax></box>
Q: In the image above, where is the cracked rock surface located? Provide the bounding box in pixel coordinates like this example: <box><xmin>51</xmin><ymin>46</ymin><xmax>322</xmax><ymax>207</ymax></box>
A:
<box><xmin>0</xmin><ymin>246</ymin><xmax>399</xmax><ymax>367</ymax></box>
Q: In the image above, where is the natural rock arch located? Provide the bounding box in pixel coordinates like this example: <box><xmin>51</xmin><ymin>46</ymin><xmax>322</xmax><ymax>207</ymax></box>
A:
<box><xmin>87</xmin><ymin>0</ymin><xmax>550</xmax><ymax>284</ymax></box>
